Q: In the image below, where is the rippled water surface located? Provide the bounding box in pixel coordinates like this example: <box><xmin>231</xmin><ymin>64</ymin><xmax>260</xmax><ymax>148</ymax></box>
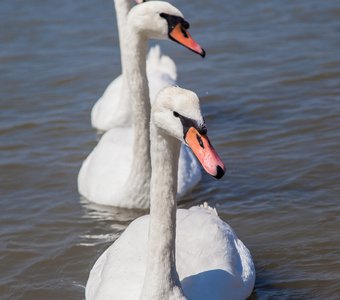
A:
<box><xmin>1</xmin><ymin>0</ymin><xmax>340</xmax><ymax>299</ymax></box>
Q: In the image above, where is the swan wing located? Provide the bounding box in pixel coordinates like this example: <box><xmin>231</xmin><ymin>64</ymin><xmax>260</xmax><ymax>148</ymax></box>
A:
<box><xmin>78</xmin><ymin>127</ymin><xmax>134</xmax><ymax>206</ymax></box>
<box><xmin>86</xmin><ymin>207</ymin><xmax>255</xmax><ymax>300</ymax></box>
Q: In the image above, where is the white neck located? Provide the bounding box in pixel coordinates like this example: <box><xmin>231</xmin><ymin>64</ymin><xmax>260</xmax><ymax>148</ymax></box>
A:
<box><xmin>139</xmin><ymin>123</ymin><xmax>186</xmax><ymax>300</ymax></box>
<box><xmin>123</xmin><ymin>21</ymin><xmax>152</xmax><ymax>208</ymax></box>
<box><xmin>114</xmin><ymin>0</ymin><xmax>130</xmax><ymax>76</ymax></box>
<box><xmin>113</xmin><ymin>0</ymin><xmax>132</xmax><ymax>125</ymax></box>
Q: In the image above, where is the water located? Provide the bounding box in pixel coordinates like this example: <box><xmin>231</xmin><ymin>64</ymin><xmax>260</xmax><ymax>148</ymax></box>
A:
<box><xmin>1</xmin><ymin>0</ymin><xmax>340</xmax><ymax>299</ymax></box>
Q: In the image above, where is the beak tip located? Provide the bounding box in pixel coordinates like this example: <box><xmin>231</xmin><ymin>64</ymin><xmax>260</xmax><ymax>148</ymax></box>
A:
<box><xmin>214</xmin><ymin>165</ymin><xmax>225</xmax><ymax>179</ymax></box>
<box><xmin>200</xmin><ymin>48</ymin><xmax>206</xmax><ymax>58</ymax></box>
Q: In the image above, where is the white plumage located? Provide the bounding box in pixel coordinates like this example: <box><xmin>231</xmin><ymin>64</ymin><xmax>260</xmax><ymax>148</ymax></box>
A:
<box><xmin>78</xmin><ymin>2</ymin><xmax>202</xmax><ymax>208</ymax></box>
<box><xmin>91</xmin><ymin>45</ymin><xmax>178</xmax><ymax>131</ymax></box>
<box><xmin>86</xmin><ymin>206</ymin><xmax>255</xmax><ymax>300</ymax></box>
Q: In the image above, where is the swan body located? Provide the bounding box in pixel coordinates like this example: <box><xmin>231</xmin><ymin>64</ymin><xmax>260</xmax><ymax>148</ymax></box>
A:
<box><xmin>86</xmin><ymin>87</ymin><xmax>255</xmax><ymax>299</ymax></box>
<box><xmin>86</xmin><ymin>207</ymin><xmax>255</xmax><ymax>300</ymax></box>
<box><xmin>78</xmin><ymin>127</ymin><xmax>135</xmax><ymax>206</ymax></box>
<box><xmin>78</xmin><ymin>127</ymin><xmax>201</xmax><ymax>206</ymax></box>
<box><xmin>78</xmin><ymin>2</ymin><xmax>204</xmax><ymax>208</ymax></box>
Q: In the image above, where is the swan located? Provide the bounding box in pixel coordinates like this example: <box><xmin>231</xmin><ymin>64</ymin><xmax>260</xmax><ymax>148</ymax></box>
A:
<box><xmin>89</xmin><ymin>0</ymin><xmax>202</xmax><ymax>199</ymax></box>
<box><xmin>91</xmin><ymin>0</ymin><xmax>177</xmax><ymax>131</ymax></box>
<box><xmin>78</xmin><ymin>1</ymin><xmax>205</xmax><ymax>208</ymax></box>
<box><xmin>85</xmin><ymin>86</ymin><xmax>256</xmax><ymax>300</ymax></box>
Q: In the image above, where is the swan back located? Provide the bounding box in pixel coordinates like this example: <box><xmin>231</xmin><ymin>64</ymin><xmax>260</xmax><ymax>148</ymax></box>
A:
<box><xmin>86</xmin><ymin>207</ymin><xmax>255</xmax><ymax>300</ymax></box>
<box><xmin>176</xmin><ymin>207</ymin><xmax>255</xmax><ymax>300</ymax></box>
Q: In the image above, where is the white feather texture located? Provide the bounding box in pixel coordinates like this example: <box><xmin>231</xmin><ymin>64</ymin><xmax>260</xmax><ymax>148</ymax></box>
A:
<box><xmin>91</xmin><ymin>45</ymin><xmax>178</xmax><ymax>131</ymax></box>
<box><xmin>77</xmin><ymin>126</ymin><xmax>201</xmax><ymax>207</ymax></box>
<box><xmin>86</xmin><ymin>207</ymin><xmax>255</xmax><ymax>300</ymax></box>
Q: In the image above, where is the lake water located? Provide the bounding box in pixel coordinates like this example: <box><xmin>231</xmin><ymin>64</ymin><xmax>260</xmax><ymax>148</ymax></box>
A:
<box><xmin>1</xmin><ymin>0</ymin><xmax>340</xmax><ymax>299</ymax></box>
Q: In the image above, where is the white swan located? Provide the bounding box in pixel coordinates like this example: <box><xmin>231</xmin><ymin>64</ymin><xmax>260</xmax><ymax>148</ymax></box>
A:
<box><xmin>91</xmin><ymin>0</ymin><xmax>177</xmax><ymax>131</ymax></box>
<box><xmin>85</xmin><ymin>87</ymin><xmax>255</xmax><ymax>300</ymax></box>
<box><xmin>89</xmin><ymin>0</ymin><xmax>202</xmax><ymax>199</ymax></box>
<box><xmin>78</xmin><ymin>1</ymin><xmax>205</xmax><ymax>208</ymax></box>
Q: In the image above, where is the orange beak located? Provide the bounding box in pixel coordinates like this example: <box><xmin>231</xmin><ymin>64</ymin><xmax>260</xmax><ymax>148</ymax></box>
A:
<box><xmin>185</xmin><ymin>127</ymin><xmax>225</xmax><ymax>179</ymax></box>
<box><xmin>169</xmin><ymin>24</ymin><xmax>206</xmax><ymax>58</ymax></box>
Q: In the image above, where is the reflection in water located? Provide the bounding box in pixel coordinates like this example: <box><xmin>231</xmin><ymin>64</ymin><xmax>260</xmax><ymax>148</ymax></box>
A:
<box><xmin>79</xmin><ymin>196</ymin><xmax>144</xmax><ymax>247</ymax></box>
<box><xmin>0</xmin><ymin>0</ymin><xmax>340</xmax><ymax>299</ymax></box>
<box><xmin>81</xmin><ymin>196</ymin><xmax>144</xmax><ymax>223</ymax></box>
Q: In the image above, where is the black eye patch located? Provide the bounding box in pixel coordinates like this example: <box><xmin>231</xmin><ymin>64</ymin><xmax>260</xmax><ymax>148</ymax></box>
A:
<box><xmin>173</xmin><ymin>111</ymin><xmax>207</xmax><ymax>139</ymax></box>
<box><xmin>160</xmin><ymin>13</ymin><xmax>190</xmax><ymax>32</ymax></box>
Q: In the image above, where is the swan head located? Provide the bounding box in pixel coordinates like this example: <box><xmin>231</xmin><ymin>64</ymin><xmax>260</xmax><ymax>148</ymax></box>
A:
<box><xmin>152</xmin><ymin>86</ymin><xmax>225</xmax><ymax>179</ymax></box>
<box><xmin>128</xmin><ymin>1</ymin><xmax>205</xmax><ymax>57</ymax></box>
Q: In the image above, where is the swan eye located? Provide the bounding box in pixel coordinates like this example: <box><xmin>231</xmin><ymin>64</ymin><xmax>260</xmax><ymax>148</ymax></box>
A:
<box><xmin>173</xmin><ymin>111</ymin><xmax>179</xmax><ymax>117</ymax></box>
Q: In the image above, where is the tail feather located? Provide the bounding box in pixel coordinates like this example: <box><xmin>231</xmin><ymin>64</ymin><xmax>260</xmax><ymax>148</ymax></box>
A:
<box><xmin>147</xmin><ymin>45</ymin><xmax>177</xmax><ymax>82</ymax></box>
<box><xmin>199</xmin><ymin>202</ymin><xmax>219</xmax><ymax>216</ymax></box>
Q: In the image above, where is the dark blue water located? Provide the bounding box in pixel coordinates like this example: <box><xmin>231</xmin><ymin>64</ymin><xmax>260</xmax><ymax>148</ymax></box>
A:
<box><xmin>1</xmin><ymin>0</ymin><xmax>340</xmax><ymax>299</ymax></box>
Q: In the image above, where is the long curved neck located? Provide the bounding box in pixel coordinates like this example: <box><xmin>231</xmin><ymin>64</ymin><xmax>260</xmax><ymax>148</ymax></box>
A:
<box><xmin>123</xmin><ymin>23</ymin><xmax>151</xmax><ymax>208</ymax></box>
<box><xmin>139</xmin><ymin>123</ymin><xmax>186</xmax><ymax>300</ymax></box>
